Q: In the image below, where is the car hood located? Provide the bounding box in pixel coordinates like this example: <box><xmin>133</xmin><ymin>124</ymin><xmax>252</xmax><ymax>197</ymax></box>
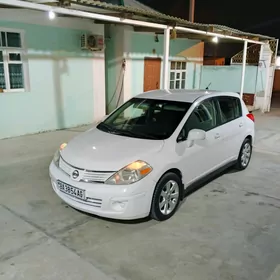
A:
<box><xmin>61</xmin><ymin>127</ymin><xmax>164</xmax><ymax>171</ymax></box>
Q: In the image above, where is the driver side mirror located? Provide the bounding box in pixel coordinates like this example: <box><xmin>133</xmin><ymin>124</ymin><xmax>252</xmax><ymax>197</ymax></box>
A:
<box><xmin>177</xmin><ymin>128</ymin><xmax>206</xmax><ymax>142</ymax></box>
<box><xmin>177</xmin><ymin>128</ymin><xmax>206</xmax><ymax>148</ymax></box>
<box><xmin>186</xmin><ymin>129</ymin><xmax>206</xmax><ymax>147</ymax></box>
<box><xmin>188</xmin><ymin>129</ymin><xmax>206</xmax><ymax>141</ymax></box>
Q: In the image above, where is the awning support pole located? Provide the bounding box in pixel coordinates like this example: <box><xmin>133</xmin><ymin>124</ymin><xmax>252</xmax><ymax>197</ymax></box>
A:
<box><xmin>240</xmin><ymin>40</ymin><xmax>248</xmax><ymax>100</ymax></box>
<box><xmin>163</xmin><ymin>27</ymin><xmax>171</xmax><ymax>90</ymax></box>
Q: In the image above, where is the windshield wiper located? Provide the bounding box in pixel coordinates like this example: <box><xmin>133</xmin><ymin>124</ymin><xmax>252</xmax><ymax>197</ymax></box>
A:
<box><xmin>117</xmin><ymin>130</ymin><xmax>158</xmax><ymax>140</ymax></box>
<box><xmin>98</xmin><ymin>123</ymin><xmax>158</xmax><ymax>139</ymax></box>
<box><xmin>97</xmin><ymin>122</ymin><xmax>119</xmax><ymax>134</ymax></box>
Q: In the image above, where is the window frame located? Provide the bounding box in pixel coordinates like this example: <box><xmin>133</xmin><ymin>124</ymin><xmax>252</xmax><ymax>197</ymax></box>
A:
<box><xmin>215</xmin><ymin>96</ymin><xmax>243</xmax><ymax>126</ymax></box>
<box><xmin>169</xmin><ymin>60</ymin><xmax>187</xmax><ymax>90</ymax></box>
<box><xmin>0</xmin><ymin>27</ymin><xmax>29</xmax><ymax>93</ymax></box>
<box><xmin>177</xmin><ymin>97</ymin><xmax>219</xmax><ymax>142</ymax></box>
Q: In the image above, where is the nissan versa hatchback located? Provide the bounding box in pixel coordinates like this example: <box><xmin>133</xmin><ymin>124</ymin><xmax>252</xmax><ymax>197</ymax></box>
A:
<box><xmin>49</xmin><ymin>90</ymin><xmax>255</xmax><ymax>221</ymax></box>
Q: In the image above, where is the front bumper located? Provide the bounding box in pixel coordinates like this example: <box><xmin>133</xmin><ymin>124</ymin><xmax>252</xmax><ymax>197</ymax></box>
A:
<box><xmin>49</xmin><ymin>161</ymin><xmax>154</xmax><ymax>220</ymax></box>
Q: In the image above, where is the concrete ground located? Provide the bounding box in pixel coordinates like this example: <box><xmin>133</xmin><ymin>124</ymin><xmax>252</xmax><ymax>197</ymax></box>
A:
<box><xmin>1</xmin><ymin>110</ymin><xmax>280</xmax><ymax>280</ymax></box>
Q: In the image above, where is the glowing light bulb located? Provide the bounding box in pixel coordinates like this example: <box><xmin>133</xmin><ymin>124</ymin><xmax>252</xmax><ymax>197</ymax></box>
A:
<box><xmin>212</xmin><ymin>36</ymin><xmax>218</xmax><ymax>43</ymax></box>
<box><xmin>48</xmin><ymin>11</ymin><xmax>56</xmax><ymax>20</ymax></box>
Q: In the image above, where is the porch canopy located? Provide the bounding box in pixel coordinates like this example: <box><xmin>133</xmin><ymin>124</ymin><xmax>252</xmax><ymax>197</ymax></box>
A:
<box><xmin>0</xmin><ymin>0</ymin><xmax>276</xmax><ymax>98</ymax></box>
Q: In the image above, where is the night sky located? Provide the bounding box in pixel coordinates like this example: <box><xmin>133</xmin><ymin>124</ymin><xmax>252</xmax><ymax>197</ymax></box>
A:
<box><xmin>140</xmin><ymin>0</ymin><xmax>279</xmax><ymax>57</ymax></box>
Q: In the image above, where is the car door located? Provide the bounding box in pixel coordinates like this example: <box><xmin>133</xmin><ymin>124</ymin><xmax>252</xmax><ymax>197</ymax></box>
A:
<box><xmin>176</xmin><ymin>98</ymin><xmax>225</xmax><ymax>186</ymax></box>
<box><xmin>215</xmin><ymin>96</ymin><xmax>245</xmax><ymax>160</ymax></box>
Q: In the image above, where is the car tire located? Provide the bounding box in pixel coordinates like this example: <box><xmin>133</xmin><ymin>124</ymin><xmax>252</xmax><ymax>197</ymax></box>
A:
<box><xmin>150</xmin><ymin>172</ymin><xmax>182</xmax><ymax>221</ymax></box>
<box><xmin>234</xmin><ymin>138</ymin><xmax>252</xmax><ymax>170</ymax></box>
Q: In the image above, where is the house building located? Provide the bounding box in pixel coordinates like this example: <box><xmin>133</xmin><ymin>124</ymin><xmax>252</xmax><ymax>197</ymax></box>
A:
<box><xmin>0</xmin><ymin>0</ymin><xmax>275</xmax><ymax>139</ymax></box>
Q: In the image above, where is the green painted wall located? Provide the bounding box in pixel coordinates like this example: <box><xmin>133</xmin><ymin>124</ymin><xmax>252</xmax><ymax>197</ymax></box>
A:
<box><xmin>130</xmin><ymin>33</ymin><xmax>199</xmax><ymax>57</ymax></box>
<box><xmin>0</xmin><ymin>21</ymin><xmax>96</xmax><ymax>139</ymax></box>
<box><xmin>200</xmin><ymin>65</ymin><xmax>265</xmax><ymax>94</ymax></box>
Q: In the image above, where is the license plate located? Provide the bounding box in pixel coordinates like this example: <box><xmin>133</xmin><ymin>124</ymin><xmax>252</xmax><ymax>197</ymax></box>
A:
<box><xmin>57</xmin><ymin>181</ymin><xmax>85</xmax><ymax>200</ymax></box>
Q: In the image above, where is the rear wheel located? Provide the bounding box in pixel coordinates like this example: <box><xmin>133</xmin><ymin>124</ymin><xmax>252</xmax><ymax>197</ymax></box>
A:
<box><xmin>235</xmin><ymin>138</ymin><xmax>252</xmax><ymax>170</ymax></box>
<box><xmin>150</xmin><ymin>172</ymin><xmax>182</xmax><ymax>221</ymax></box>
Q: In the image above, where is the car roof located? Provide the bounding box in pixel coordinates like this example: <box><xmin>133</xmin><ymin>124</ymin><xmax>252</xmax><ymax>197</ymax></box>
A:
<box><xmin>136</xmin><ymin>89</ymin><xmax>240</xmax><ymax>103</ymax></box>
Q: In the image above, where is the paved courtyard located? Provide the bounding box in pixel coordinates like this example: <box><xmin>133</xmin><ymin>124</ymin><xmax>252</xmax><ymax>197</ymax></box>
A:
<box><xmin>1</xmin><ymin>110</ymin><xmax>280</xmax><ymax>280</ymax></box>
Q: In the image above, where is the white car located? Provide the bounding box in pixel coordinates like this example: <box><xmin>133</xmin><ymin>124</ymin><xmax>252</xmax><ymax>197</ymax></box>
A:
<box><xmin>49</xmin><ymin>90</ymin><xmax>255</xmax><ymax>221</ymax></box>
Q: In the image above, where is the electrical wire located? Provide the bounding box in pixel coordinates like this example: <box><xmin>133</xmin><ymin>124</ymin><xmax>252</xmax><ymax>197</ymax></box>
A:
<box><xmin>106</xmin><ymin>67</ymin><xmax>124</xmax><ymax>111</ymax></box>
<box><xmin>106</xmin><ymin>63</ymin><xmax>125</xmax><ymax>112</ymax></box>
<box><xmin>116</xmin><ymin>72</ymin><xmax>125</xmax><ymax>108</ymax></box>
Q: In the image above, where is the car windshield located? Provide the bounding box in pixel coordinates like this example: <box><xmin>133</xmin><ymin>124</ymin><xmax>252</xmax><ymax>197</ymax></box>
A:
<box><xmin>97</xmin><ymin>98</ymin><xmax>192</xmax><ymax>140</ymax></box>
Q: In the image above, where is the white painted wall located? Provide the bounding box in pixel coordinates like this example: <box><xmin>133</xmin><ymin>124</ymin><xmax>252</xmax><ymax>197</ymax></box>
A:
<box><xmin>255</xmin><ymin>44</ymin><xmax>273</xmax><ymax>112</ymax></box>
<box><xmin>93</xmin><ymin>53</ymin><xmax>106</xmax><ymax>121</ymax></box>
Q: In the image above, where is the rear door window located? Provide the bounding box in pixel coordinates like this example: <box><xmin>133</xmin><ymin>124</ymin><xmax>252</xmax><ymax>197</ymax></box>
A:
<box><xmin>216</xmin><ymin>96</ymin><xmax>242</xmax><ymax>124</ymax></box>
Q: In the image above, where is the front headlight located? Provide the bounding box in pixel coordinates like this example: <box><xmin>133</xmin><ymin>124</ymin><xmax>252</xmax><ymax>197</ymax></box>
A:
<box><xmin>105</xmin><ymin>160</ymin><xmax>152</xmax><ymax>185</ymax></box>
<box><xmin>53</xmin><ymin>142</ymin><xmax>67</xmax><ymax>167</ymax></box>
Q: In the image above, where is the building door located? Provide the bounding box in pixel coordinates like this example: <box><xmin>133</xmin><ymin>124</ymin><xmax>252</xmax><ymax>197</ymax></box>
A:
<box><xmin>143</xmin><ymin>58</ymin><xmax>161</xmax><ymax>92</ymax></box>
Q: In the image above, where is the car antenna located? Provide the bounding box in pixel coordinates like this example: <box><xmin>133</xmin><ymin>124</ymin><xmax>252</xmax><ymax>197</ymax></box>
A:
<box><xmin>206</xmin><ymin>82</ymin><xmax>211</xmax><ymax>90</ymax></box>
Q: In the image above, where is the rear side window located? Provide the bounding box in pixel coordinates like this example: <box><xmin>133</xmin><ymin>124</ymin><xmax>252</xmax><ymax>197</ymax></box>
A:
<box><xmin>216</xmin><ymin>96</ymin><xmax>242</xmax><ymax>124</ymax></box>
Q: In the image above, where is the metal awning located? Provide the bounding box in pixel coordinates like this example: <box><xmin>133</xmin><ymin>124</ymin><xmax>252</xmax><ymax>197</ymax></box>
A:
<box><xmin>70</xmin><ymin>0</ymin><xmax>274</xmax><ymax>42</ymax></box>
<box><xmin>0</xmin><ymin>0</ymin><xmax>275</xmax><ymax>43</ymax></box>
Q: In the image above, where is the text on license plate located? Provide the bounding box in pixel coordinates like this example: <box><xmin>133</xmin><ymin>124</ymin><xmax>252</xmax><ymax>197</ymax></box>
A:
<box><xmin>57</xmin><ymin>181</ymin><xmax>85</xmax><ymax>200</ymax></box>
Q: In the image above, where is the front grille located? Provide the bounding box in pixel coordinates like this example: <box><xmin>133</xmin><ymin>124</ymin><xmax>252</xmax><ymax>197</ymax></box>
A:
<box><xmin>59</xmin><ymin>157</ymin><xmax>115</xmax><ymax>183</ymax></box>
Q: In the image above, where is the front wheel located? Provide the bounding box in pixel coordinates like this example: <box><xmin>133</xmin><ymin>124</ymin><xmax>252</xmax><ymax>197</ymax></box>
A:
<box><xmin>235</xmin><ymin>138</ymin><xmax>252</xmax><ymax>170</ymax></box>
<box><xmin>150</xmin><ymin>172</ymin><xmax>182</xmax><ymax>221</ymax></box>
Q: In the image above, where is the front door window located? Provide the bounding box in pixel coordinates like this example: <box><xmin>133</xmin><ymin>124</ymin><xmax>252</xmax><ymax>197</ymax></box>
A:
<box><xmin>180</xmin><ymin>99</ymin><xmax>217</xmax><ymax>139</ymax></box>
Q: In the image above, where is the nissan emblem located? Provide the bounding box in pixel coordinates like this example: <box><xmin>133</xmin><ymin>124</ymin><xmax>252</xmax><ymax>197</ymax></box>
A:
<box><xmin>72</xmin><ymin>170</ymin><xmax>79</xmax><ymax>179</ymax></box>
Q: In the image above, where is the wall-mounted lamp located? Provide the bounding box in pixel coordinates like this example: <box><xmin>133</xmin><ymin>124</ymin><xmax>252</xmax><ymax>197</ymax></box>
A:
<box><xmin>154</xmin><ymin>34</ymin><xmax>159</xmax><ymax>42</ymax></box>
<box><xmin>212</xmin><ymin>36</ymin><xmax>219</xmax><ymax>43</ymax></box>
<box><xmin>48</xmin><ymin>10</ymin><xmax>56</xmax><ymax>20</ymax></box>
<box><xmin>171</xmin><ymin>28</ymin><xmax>177</xmax><ymax>39</ymax></box>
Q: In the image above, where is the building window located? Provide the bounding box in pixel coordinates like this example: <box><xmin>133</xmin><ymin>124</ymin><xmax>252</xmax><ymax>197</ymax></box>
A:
<box><xmin>169</xmin><ymin>61</ymin><xmax>186</xmax><ymax>89</ymax></box>
<box><xmin>0</xmin><ymin>30</ymin><xmax>26</xmax><ymax>92</ymax></box>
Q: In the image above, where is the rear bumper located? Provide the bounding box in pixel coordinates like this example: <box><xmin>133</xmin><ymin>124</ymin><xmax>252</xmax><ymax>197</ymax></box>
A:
<box><xmin>49</xmin><ymin>161</ymin><xmax>154</xmax><ymax>220</ymax></box>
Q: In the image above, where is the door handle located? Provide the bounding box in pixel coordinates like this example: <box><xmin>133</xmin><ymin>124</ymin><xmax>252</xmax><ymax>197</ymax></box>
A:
<box><xmin>214</xmin><ymin>133</ymin><xmax>220</xmax><ymax>139</ymax></box>
<box><xmin>156</xmin><ymin>82</ymin><xmax>159</xmax><ymax>88</ymax></box>
<box><xmin>239</xmin><ymin>122</ymin><xmax>243</xmax><ymax>127</ymax></box>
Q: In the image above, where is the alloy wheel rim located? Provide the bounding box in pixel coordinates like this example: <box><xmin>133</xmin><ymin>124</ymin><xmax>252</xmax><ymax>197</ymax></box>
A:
<box><xmin>159</xmin><ymin>180</ymin><xmax>180</xmax><ymax>215</ymax></box>
<box><xmin>241</xmin><ymin>143</ymin><xmax>251</xmax><ymax>167</ymax></box>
